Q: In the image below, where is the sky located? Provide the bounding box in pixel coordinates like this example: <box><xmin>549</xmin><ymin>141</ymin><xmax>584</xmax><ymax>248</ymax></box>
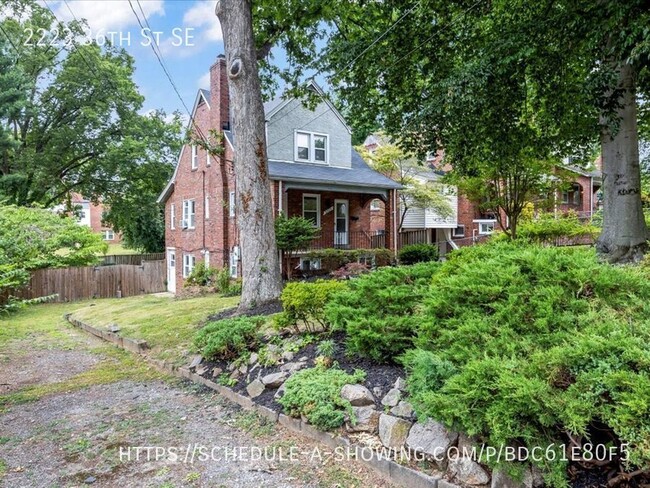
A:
<box><xmin>41</xmin><ymin>0</ymin><xmax>239</xmax><ymax>123</ymax></box>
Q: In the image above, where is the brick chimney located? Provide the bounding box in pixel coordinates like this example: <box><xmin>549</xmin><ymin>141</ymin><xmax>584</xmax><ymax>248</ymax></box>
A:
<box><xmin>210</xmin><ymin>54</ymin><xmax>230</xmax><ymax>132</ymax></box>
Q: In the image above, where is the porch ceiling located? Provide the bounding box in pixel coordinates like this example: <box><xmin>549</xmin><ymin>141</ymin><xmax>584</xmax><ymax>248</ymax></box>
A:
<box><xmin>281</xmin><ymin>181</ymin><xmax>390</xmax><ymax>199</ymax></box>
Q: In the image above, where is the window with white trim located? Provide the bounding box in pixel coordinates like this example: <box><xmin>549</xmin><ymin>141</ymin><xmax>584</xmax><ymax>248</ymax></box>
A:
<box><xmin>302</xmin><ymin>194</ymin><xmax>320</xmax><ymax>227</ymax></box>
<box><xmin>478</xmin><ymin>222</ymin><xmax>495</xmax><ymax>235</ymax></box>
<box><xmin>370</xmin><ymin>199</ymin><xmax>381</xmax><ymax>211</ymax></box>
<box><xmin>300</xmin><ymin>257</ymin><xmax>321</xmax><ymax>271</ymax></box>
<box><xmin>183</xmin><ymin>254</ymin><xmax>196</xmax><ymax>278</ymax></box>
<box><xmin>229</xmin><ymin>191</ymin><xmax>236</xmax><ymax>218</ymax></box>
<box><xmin>191</xmin><ymin>145</ymin><xmax>198</xmax><ymax>169</ymax></box>
<box><xmin>204</xmin><ymin>195</ymin><xmax>210</xmax><ymax>220</ymax></box>
<box><xmin>452</xmin><ymin>225</ymin><xmax>465</xmax><ymax>238</ymax></box>
<box><xmin>182</xmin><ymin>199</ymin><xmax>196</xmax><ymax>229</ymax></box>
<box><xmin>170</xmin><ymin>203</ymin><xmax>175</xmax><ymax>230</ymax></box>
<box><xmin>295</xmin><ymin>131</ymin><xmax>328</xmax><ymax>164</ymax></box>
<box><xmin>102</xmin><ymin>229</ymin><xmax>115</xmax><ymax>241</ymax></box>
<box><xmin>230</xmin><ymin>246</ymin><xmax>239</xmax><ymax>277</ymax></box>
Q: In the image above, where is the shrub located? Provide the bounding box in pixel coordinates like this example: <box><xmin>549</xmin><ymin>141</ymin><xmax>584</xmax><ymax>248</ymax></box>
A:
<box><xmin>193</xmin><ymin>316</ymin><xmax>265</xmax><ymax>360</ymax></box>
<box><xmin>325</xmin><ymin>263</ymin><xmax>439</xmax><ymax>362</ymax></box>
<box><xmin>398</xmin><ymin>243</ymin><xmax>439</xmax><ymax>265</ymax></box>
<box><xmin>275</xmin><ymin>279</ymin><xmax>347</xmax><ymax>333</ymax></box>
<box><xmin>407</xmin><ymin>241</ymin><xmax>650</xmax><ymax>485</ymax></box>
<box><xmin>331</xmin><ymin>262</ymin><xmax>370</xmax><ymax>279</ymax></box>
<box><xmin>278</xmin><ymin>366</ymin><xmax>366</xmax><ymax>430</ymax></box>
<box><xmin>275</xmin><ymin>214</ymin><xmax>320</xmax><ymax>280</ymax></box>
<box><xmin>184</xmin><ymin>262</ymin><xmax>217</xmax><ymax>287</ymax></box>
<box><xmin>505</xmin><ymin>211</ymin><xmax>599</xmax><ymax>245</ymax></box>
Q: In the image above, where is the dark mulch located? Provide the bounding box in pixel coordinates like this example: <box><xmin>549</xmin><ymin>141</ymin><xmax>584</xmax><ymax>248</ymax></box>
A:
<box><xmin>207</xmin><ymin>300</ymin><xmax>283</xmax><ymax>322</ymax></box>
<box><xmin>570</xmin><ymin>468</ymin><xmax>649</xmax><ymax>488</ymax></box>
<box><xmin>197</xmin><ymin>330</ymin><xmax>403</xmax><ymax>413</ymax></box>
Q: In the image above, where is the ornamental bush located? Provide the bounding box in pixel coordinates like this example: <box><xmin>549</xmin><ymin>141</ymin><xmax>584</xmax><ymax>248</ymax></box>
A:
<box><xmin>405</xmin><ymin>242</ymin><xmax>650</xmax><ymax>486</ymax></box>
<box><xmin>398</xmin><ymin>243</ymin><xmax>439</xmax><ymax>265</ymax></box>
<box><xmin>278</xmin><ymin>365</ymin><xmax>366</xmax><ymax>430</ymax></box>
<box><xmin>193</xmin><ymin>316</ymin><xmax>265</xmax><ymax>360</ymax></box>
<box><xmin>325</xmin><ymin>263</ymin><xmax>439</xmax><ymax>362</ymax></box>
<box><xmin>275</xmin><ymin>279</ymin><xmax>347</xmax><ymax>333</ymax></box>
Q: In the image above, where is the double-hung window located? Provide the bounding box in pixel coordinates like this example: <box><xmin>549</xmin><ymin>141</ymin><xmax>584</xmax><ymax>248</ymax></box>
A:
<box><xmin>229</xmin><ymin>191</ymin><xmax>236</xmax><ymax>218</ymax></box>
<box><xmin>182</xmin><ymin>199</ymin><xmax>196</xmax><ymax>229</ymax></box>
<box><xmin>302</xmin><ymin>194</ymin><xmax>320</xmax><ymax>227</ymax></box>
<box><xmin>183</xmin><ymin>254</ymin><xmax>196</xmax><ymax>278</ymax></box>
<box><xmin>295</xmin><ymin>131</ymin><xmax>328</xmax><ymax>164</ymax></box>
<box><xmin>170</xmin><ymin>203</ymin><xmax>176</xmax><ymax>229</ymax></box>
<box><xmin>191</xmin><ymin>145</ymin><xmax>198</xmax><ymax>169</ymax></box>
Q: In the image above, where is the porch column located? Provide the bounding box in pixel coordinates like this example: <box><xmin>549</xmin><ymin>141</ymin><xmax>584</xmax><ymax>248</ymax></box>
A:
<box><xmin>385</xmin><ymin>189</ymin><xmax>396</xmax><ymax>253</ymax></box>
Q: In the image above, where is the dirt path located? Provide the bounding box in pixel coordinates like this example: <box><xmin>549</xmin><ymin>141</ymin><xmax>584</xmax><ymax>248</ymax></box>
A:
<box><xmin>0</xmin><ymin>307</ymin><xmax>393</xmax><ymax>488</ymax></box>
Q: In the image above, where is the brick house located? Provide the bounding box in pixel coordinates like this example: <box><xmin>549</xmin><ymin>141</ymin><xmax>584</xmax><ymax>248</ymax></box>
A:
<box><xmin>69</xmin><ymin>193</ymin><xmax>121</xmax><ymax>243</ymax></box>
<box><xmin>158</xmin><ymin>55</ymin><xmax>401</xmax><ymax>293</ymax></box>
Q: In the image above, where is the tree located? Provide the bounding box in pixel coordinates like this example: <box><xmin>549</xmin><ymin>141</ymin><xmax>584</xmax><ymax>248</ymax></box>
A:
<box><xmin>252</xmin><ymin>0</ymin><xmax>650</xmax><ymax>262</ymax></box>
<box><xmin>216</xmin><ymin>0</ymin><xmax>282</xmax><ymax>309</ymax></box>
<box><xmin>357</xmin><ymin>139</ymin><xmax>453</xmax><ymax>231</ymax></box>
<box><xmin>275</xmin><ymin>214</ymin><xmax>319</xmax><ymax>280</ymax></box>
<box><xmin>0</xmin><ymin>204</ymin><xmax>106</xmax><ymax>312</ymax></box>
<box><xmin>0</xmin><ymin>0</ymin><xmax>181</xmax><ymax>252</ymax></box>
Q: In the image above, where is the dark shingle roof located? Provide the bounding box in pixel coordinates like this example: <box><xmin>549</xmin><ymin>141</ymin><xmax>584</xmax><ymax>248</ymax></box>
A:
<box><xmin>268</xmin><ymin>150</ymin><xmax>401</xmax><ymax>189</ymax></box>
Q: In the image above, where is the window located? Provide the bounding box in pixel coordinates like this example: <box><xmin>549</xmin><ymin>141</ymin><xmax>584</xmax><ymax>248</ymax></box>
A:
<box><xmin>182</xmin><ymin>199</ymin><xmax>196</xmax><ymax>229</ymax></box>
<box><xmin>370</xmin><ymin>199</ymin><xmax>381</xmax><ymax>211</ymax></box>
<box><xmin>478</xmin><ymin>222</ymin><xmax>495</xmax><ymax>235</ymax></box>
<box><xmin>300</xmin><ymin>258</ymin><xmax>321</xmax><ymax>271</ymax></box>
<box><xmin>170</xmin><ymin>203</ymin><xmax>175</xmax><ymax>230</ymax></box>
<box><xmin>561</xmin><ymin>190</ymin><xmax>569</xmax><ymax>204</ymax></box>
<box><xmin>183</xmin><ymin>254</ymin><xmax>196</xmax><ymax>278</ymax></box>
<box><xmin>230</xmin><ymin>246</ymin><xmax>239</xmax><ymax>277</ymax></box>
<box><xmin>102</xmin><ymin>229</ymin><xmax>115</xmax><ymax>241</ymax></box>
<box><xmin>295</xmin><ymin>131</ymin><xmax>328</xmax><ymax>164</ymax></box>
<box><xmin>302</xmin><ymin>194</ymin><xmax>320</xmax><ymax>227</ymax></box>
<box><xmin>204</xmin><ymin>195</ymin><xmax>210</xmax><ymax>220</ymax></box>
<box><xmin>191</xmin><ymin>145</ymin><xmax>198</xmax><ymax>169</ymax></box>
<box><xmin>206</xmin><ymin>153</ymin><xmax>211</xmax><ymax>166</ymax></box>
<box><xmin>229</xmin><ymin>191</ymin><xmax>236</xmax><ymax>217</ymax></box>
<box><xmin>452</xmin><ymin>225</ymin><xmax>465</xmax><ymax>238</ymax></box>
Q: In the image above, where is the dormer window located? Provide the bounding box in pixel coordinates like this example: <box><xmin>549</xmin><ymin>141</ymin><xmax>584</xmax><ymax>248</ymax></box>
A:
<box><xmin>295</xmin><ymin>131</ymin><xmax>328</xmax><ymax>164</ymax></box>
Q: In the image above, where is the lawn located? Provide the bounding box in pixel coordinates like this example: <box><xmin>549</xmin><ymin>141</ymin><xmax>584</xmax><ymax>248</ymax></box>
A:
<box><xmin>102</xmin><ymin>243</ymin><xmax>139</xmax><ymax>255</ymax></box>
<box><xmin>69</xmin><ymin>293</ymin><xmax>239</xmax><ymax>365</ymax></box>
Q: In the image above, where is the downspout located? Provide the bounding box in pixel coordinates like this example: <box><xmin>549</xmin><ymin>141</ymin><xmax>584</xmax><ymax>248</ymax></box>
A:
<box><xmin>278</xmin><ymin>180</ymin><xmax>283</xmax><ymax>215</ymax></box>
<box><xmin>202</xmin><ymin>170</ymin><xmax>206</xmax><ymax>253</ymax></box>
<box><xmin>392</xmin><ymin>189</ymin><xmax>398</xmax><ymax>256</ymax></box>
<box><xmin>590</xmin><ymin>176</ymin><xmax>593</xmax><ymax>219</ymax></box>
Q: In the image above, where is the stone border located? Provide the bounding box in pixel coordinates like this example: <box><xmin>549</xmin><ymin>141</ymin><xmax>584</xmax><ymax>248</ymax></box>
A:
<box><xmin>64</xmin><ymin>314</ymin><xmax>442</xmax><ymax>488</ymax></box>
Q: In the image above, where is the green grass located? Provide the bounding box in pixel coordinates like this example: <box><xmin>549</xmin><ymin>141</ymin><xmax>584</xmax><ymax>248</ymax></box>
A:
<box><xmin>70</xmin><ymin>294</ymin><xmax>239</xmax><ymax>364</ymax></box>
<box><xmin>102</xmin><ymin>243</ymin><xmax>139</xmax><ymax>255</ymax></box>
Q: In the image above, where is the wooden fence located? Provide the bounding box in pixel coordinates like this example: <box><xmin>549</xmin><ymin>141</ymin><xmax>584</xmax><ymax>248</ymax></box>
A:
<box><xmin>398</xmin><ymin>229</ymin><xmax>436</xmax><ymax>248</ymax></box>
<box><xmin>99</xmin><ymin>253</ymin><xmax>165</xmax><ymax>266</ymax></box>
<box><xmin>7</xmin><ymin>260</ymin><xmax>166</xmax><ymax>303</ymax></box>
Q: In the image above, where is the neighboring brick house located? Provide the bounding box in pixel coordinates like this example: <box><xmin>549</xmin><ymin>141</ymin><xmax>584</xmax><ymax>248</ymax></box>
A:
<box><xmin>158</xmin><ymin>55</ymin><xmax>401</xmax><ymax>293</ymax></box>
<box><xmin>69</xmin><ymin>193</ymin><xmax>121</xmax><ymax>243</ymax></box>
<box><xmin>554</xmin><ymin>162</ymin><xmax>602</xmax><ymax>218</ymax></box>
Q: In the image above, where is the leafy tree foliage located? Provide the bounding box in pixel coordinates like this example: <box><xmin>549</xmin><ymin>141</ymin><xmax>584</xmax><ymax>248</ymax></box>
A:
<box><xmin>274</xmin><ymin>214</ymin><xmax>319</xmax><ymax>279</ymax></box>
<box><xmin>0</xmin><ymin>0</ymin><xmax>182</xmax><ymax>250</ymax></box>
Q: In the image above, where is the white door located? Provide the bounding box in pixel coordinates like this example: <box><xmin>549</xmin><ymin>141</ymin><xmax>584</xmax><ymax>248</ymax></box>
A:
<box><xmin>334</xmin><ymin>199</ymin><xmax>349</xmax><ymax>246</ymax></box>
<box><xmin>167</xmin><ymin>248</ymin><xmax>176</xmax><ymax>293</ymax></box>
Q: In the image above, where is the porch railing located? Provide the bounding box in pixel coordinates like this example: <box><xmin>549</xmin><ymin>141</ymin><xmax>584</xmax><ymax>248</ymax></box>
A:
<box><xmin>306</xmin><ymin>230</ymin><xmax>387</xmax><ymax>251</ymax></box>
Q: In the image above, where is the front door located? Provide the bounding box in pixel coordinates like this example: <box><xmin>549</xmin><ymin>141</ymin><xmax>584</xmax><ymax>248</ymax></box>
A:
<box><xmin>334</xmin><ymin>199</ymin><xmax>349</xmax><ymax>247</ymax></box>
<box><xmin>167</xmin><ymin>248</ymin><xmax>176</xmax><ymax>293</ymax></box>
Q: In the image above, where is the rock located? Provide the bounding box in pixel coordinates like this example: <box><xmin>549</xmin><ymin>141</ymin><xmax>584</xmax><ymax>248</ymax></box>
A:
<box><xmin>261</xmin><ymin>372</ymin><xmax>288</xmax><ymax>388</ymax></box>
<box><xmin>457</xmin><ymin>433</ymin><xmax>476</xmax><ymax>455</ymax></box>
<box><xmin>108</xmin><ymin>323</ymin><xmax>120</xmax><ymax>333</ymax></box>
<box><xmin>274</xmin><ymin>383</ymin><xmax>286</xmax><ymax>400</ymax></box>
<box><xmin>189</xmin><ymin>355</ymin><xmax>203</xmax><ymax>369</ymax></box>
<box><xmin>248</xmin><ymin>353</ymin><xmax>258</xmax><ymax>365</ymax></box>
<box><xmin>449</xmin><ymin>457</ymin><xmax>491</xmax><ymax>485</ymax></box>
<box><xmin>246</xmin><ymin>379</ymin><xmax>266</xmax><ymax>398</ymax></box>
<box><xmin>378</xmin><ymin>414</ymin><xmax>412</xmax><ymax>449</ymax></box>
<box><xmin>195</xmin><ymin>366</ymin><xmax>207</xmax><ymax>376</ymax></box>
<box><xmin>346</xmin><ymin>406</ymin><xmax>380</xmax><ymax>433</ymax></box>
<box><xmin>84</xmin><ymin>476</ymin><xmax>97</xmax><ymax>484</ymax></box>
<box><xmin>406</xmin><ymin>419</ymin><xmax>459</xmax><ymax>460</ymax></box>
<box><xmin>390</xmin><ymin>400</ymin><xmax>414</xmax><ymax>418</ymax></box>
<box><xmin>211</xmin><ymin>367</ymin><xmax>223</xmax><ymax>377</ymax></box>
<box><xmin>394</xmin><ymin>377</ymin><xmax>407</xmax><ymax>391</ymax></box>
<box><xmin>229</xmin><ymin>369</ymin><xmax>241</xmax><ymax>380</ymax></box>
<box><xmin>381</xmin><ymin>388</ymin><xmax>402</xmax><ymax>407</ymax></box>
<box><xmin>282</xmin><ymin>351</ymin><xmax>295</xmax><ymax>361</ymax></box>
<box><xmin>238</xmin><ymin>364</ymin><xmax>248</xmax><ymax>375</ymax></box>
<box><xmin>531</xmin><ymin>466</ymin><xmax>544</xmax><ymax>488</ymax></box>
<box><xmin>341</xmin><ymin>384</ymin><xmax>375</xmax><ymax>406</ymax></box>
<box><xmin>227</xmin><ymin>361</ymin><xmax>236</xmax><ymax>371</ymax></box>
<box><xmin>372</xmin><ymin>387</ymin><xmax>384</xmax><ymax>399</ymax></box>
<box><xmin>491</xmin><ymin>469</ymin><xmax>533</xmax><ymax>488</ymax></box>
<box><xmin>267</xmin><ymin>344</ymin><xmax>280</xmax><ymax>353</ymax></box>
<box><xmin>280</xmin><ymin>361</ymin><xmax>306</xmax><ymax>373</ymax></box>
<box><xmin>299</xmin><ymin>356</ymin><xmax>309</xmax><ymax>361</ymax></box>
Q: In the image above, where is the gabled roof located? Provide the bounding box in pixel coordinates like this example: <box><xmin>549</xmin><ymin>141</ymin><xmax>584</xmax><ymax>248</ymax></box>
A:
<box><xmin>561</xmin><ymin>163</ymin><xmax>601</xmax><ymax>178</ymax></box>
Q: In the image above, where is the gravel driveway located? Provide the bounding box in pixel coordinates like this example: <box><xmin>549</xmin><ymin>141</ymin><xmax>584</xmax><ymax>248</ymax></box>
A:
<box><xmin>0</xmin><ymin>310</ymin><xmax>393</xmax><ymax>488</ymax></box>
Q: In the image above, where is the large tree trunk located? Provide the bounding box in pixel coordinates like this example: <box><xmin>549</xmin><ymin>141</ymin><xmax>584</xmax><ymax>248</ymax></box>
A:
<box><xmin>215</xmin><ymin>0</ymin><xmax>282</xmax><ymax>309</ymax></box>
<box><xmin>596</xmin><ymin>62</ymin><xmax>648</xmax><ymax>263</ymax></box>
